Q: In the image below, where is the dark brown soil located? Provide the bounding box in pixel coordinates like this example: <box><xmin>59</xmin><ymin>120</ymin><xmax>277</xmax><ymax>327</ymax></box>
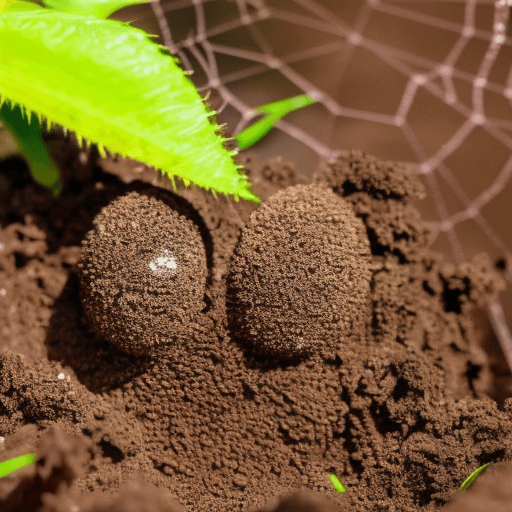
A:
<box><xmin>1</xmin><ymin>139</ymin><xmax>511</xmax><ymax>512</ymax></box>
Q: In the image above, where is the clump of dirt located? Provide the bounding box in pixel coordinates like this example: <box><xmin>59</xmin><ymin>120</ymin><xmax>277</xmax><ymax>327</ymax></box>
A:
<box><xmin>78</xmin><ymin>190</ymin><xmax>208</xmax><ymax>356</ymax></box>
<box><xmin>226</xmin><ymin>183</ymin><xmax>371</xmax><ymax>359</ymax></box>
<box><xmin>0</xmin><ymin>144</ymin><xmax>511</xmax><ymax>512</ymax></box>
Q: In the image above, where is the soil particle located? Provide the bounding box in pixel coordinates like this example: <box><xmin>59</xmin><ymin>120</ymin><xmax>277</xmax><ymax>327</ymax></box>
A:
<box><xmin>227</xmin><ymin>183</ymin><xmax>371</xmax><ymax>359</ymax></box>
<box><xmin>0</xmin><ymin>144</ymin><xmax>511</xmax><ymax>512</ymax></box>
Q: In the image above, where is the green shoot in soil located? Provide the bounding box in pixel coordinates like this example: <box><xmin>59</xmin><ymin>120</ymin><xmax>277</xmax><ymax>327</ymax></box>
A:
<box><xmin>0</xmin><ymin>0</ymin><xmax>259</xmax><ymax>202</ymax></box>
<box><xmin>460</xmin><ymin>463</ymin><xmax>491</xmax><ymax>492</ymax></box>
<box><xmin>236</xmin><ymin>94</ymin><xmax>316</xmax><ymax>150</ymax></box>
<box><xmin>329</xmin><ymin>473</ymin><xmax>347</xmax><ymax>493</ymax></box>
<box><xmin>0</xmin><ymin>453</ymin><xmax>36</xmax><ymax>478</ymax></box>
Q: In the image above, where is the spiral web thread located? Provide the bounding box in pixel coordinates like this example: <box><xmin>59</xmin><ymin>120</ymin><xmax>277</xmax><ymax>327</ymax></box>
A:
<box><xmin>141</xmin><ymin>0</ymin><xmax>512</xmax><ymax>371</ymax></box>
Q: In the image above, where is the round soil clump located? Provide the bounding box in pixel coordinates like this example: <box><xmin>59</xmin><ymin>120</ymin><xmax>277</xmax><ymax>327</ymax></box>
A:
<box><xmin>227</xmin><ymin>183</ymin><xmax>372</xmax><ymax>360</ymax></box>
<box><xmin>77</xmin><ymin>190</ymin><xmax>207</xmax><ymax>356</ymax></box>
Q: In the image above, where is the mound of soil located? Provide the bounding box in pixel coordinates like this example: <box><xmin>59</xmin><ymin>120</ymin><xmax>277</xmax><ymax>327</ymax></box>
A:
<box><xmin>0</xmin><ymin>141</ymin><xmax>511</xmax><ymax>511</ymax></box>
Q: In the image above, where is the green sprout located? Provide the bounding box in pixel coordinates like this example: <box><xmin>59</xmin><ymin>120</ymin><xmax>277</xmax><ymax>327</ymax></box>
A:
<box><xmin>460</xmin><ymin>463</ymin><xmax>491</xmax><ymax>492</ymax></box>
<box><xmin>0</xmin><ymin>0</ymin><xmax>259</xmax><ymax>202</ymax></box>
<box><xmin>329</xmin><ymin>473</ymin><xmax>347</xmax><ymax>493</ymax></box>
<box><xmin>236</xmin><ymin>94</ymin><xmax>316</xmax><ymax>150</ymax></box>
<box><xmin>0</xmin><ymin>452</ymin><xmax>36</xmax><ymax>478</ymax></box>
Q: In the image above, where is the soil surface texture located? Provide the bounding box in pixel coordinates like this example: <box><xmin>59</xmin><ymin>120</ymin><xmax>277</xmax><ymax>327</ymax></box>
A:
<box><xmin>0</xmin><ymin>140</ymin><xmax>511</xmax><ymax>512</ymax></box>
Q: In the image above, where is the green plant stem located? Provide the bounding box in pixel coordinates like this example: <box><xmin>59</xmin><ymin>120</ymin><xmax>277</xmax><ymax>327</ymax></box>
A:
<box><xmin>236</xmin><ymin>93</ymin><xmax>316</xmax><ymax>150</ymax></box>
<box><xmin>0</xmin><ymin>102</ymin><xmax>62</xmax><ymax>196</ymax></box>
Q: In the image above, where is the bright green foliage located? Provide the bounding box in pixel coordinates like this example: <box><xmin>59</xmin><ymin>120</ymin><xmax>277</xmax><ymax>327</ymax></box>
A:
<box><xmin>1</xmin><ymin>102</ymin><xmax>62</xmax><ymax>195</ymax></box>
<box><xmin>460</xmin><ymin>463</ymin><xmax>491</xmax><ymax>492</ymax></box>
<box><xmin>329</xmin><ymin>473</ymin><xmax>347</xmax><ymax>493</ymax></box>
<box><xmin>0</xmin><ymin>453</ymin><xmax>36</xmax><ymax>478</ymax></box>
<box><xmin>236</xmin><ymin>94</ymin><xmax>316</xmax><ymax>150</ymax></box>
<box><xmin>42</xmin><ymin>0</ymin><xmax>151</xmax><ymax>19</ymax></box>
<box><xmin>0</xmin><ymin>3</ymin><xmax>259</xmax><ymax>201</ymax></box>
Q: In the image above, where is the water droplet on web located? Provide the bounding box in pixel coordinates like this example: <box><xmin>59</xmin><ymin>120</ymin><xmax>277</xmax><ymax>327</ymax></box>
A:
<box><xmin>348</xmin><ymin>31</ymin><xmax>362</xmax><ymax>46</ymax></box>
<box><xmin>471</xmin><ymin>113</ymin><xmax>485</xmax><ymax>125</ymax></box>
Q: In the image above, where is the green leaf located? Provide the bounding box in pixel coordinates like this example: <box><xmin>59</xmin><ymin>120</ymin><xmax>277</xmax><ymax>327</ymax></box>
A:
<box><xmin>329</xmin><ymin>473</ymin><xmax>346</xmax><ymax>493</ymax></box>
<box><xmin>0</xmin><ymin>9</ymin><xmax>259</xmax><ymax>202</ymax></box>
<box><xmin>460</xmin><ymin>463</ymin><xmax>491</xmax><ymax>492</ymax></box>
<box><xmin>0</xmin><ymin>453</ymin><xmax>36</xmax><ymax>478</ymax></box>
<box><xmin>0</xmin><ymin>102</ymin><xmax>62</xmax><ymax>195</ymax></box>
<box><xmin>236</xmin><ymin>94</ymin><xmax>316</xmax><ymax>150</ymax></box>
<box><xmin>42</xmin><ymin>0</ymin><xmax>151</xmax><ymax>19</ymax></box>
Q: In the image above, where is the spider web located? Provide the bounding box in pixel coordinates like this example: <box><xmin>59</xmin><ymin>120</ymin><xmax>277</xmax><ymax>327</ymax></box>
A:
<box><xmin>117</xmin><ymin>0</ymin><xmax>512</xmax><ymax>374</ymax></box>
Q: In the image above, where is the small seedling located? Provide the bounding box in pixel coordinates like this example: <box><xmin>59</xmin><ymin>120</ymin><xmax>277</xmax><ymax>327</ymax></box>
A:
<box><xmin>460</xmin><ymin>462</ymin><xmax>491</xmax><ymax>492</ymax></box>
<box><xmin>0</xmin><ymin>0</ymin><xmax>259</xmax><ymax>201</ymax></box>
<box><xmin>236</xmin><ymin>94</ymin><xmax>316</xmax><ymax>150</ymax></box>
<box><xmin>0</xmin><ymin>453</ymin><xmax>36</xmax><ymax>478</ymax></box>
<box><xmin>329</xmin><ymin>473</ymin><xmax>347</xmax><ymax>493</ymax></box>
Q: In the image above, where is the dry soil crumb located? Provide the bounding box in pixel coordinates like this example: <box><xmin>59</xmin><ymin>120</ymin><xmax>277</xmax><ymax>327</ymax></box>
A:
<box><xmin>227</xmin><ymin>183</ymin><xmax>371</xmax><ymax>359</ymax></box>
<box><xmin>78</xmin><ymin>190</ymin><xmax>208</xmax><ymax>356</ymax></box>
